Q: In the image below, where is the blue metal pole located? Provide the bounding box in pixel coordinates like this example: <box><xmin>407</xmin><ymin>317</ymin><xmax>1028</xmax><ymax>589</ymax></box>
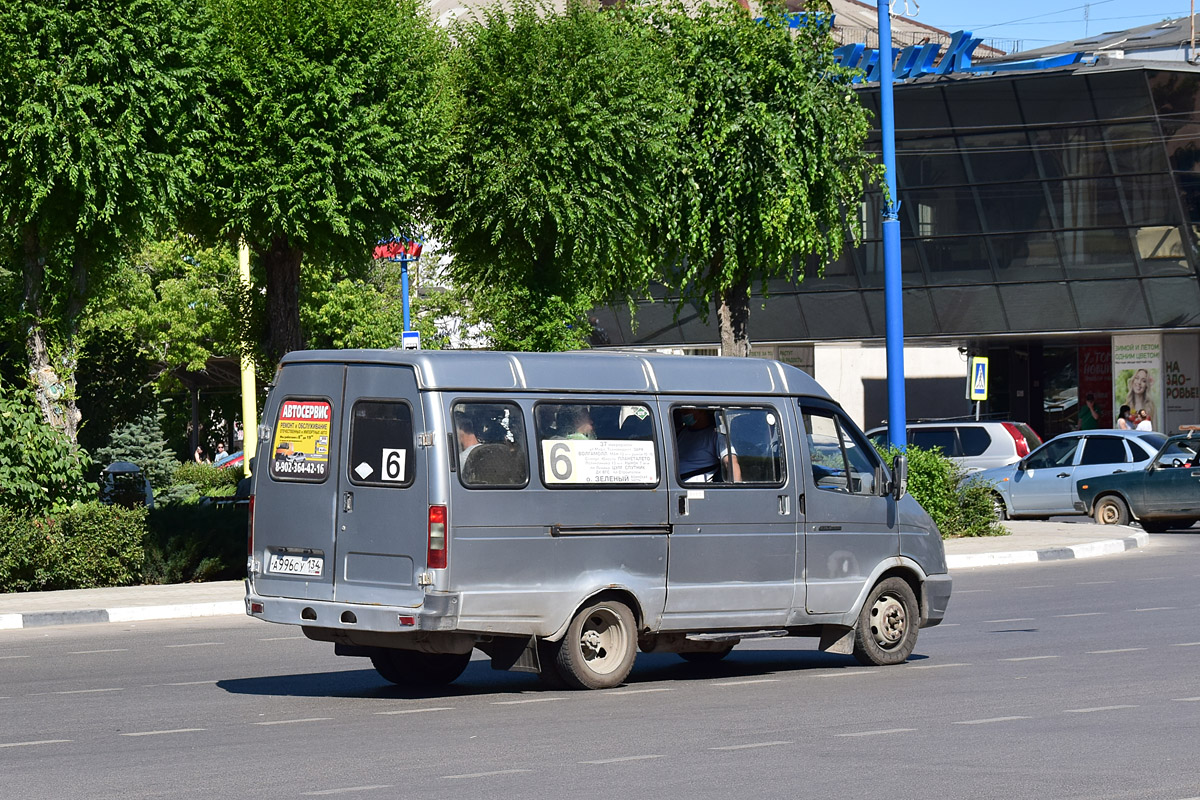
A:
<box><xmin>877</xmin><ymin>1</ymin><xmax>907</xmax><ymax>451</ymax></box>
<box><xmin>400</xmin><ymin>258</ymin><xmax>412</xmax><ymax>332</ymax></box>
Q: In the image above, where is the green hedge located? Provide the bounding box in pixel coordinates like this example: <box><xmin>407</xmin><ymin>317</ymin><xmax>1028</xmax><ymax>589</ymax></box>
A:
<box><xmin>174</xmin><ymin>461</ymin><xmax>240</xmax><ymax>494</ymax></box>
<box><xmin>877</xmin><ymin>443</ymin><xmax>1005</xmax><ymax>539</ymax></box>
<box><xmin>143</xmin><ymin>502</ymin><xmax>247</xmax><ymax>584</ymax></box>
<box><xmin>0</xmin><ymin>503</ymin><xmax>148</xmax><ymax>592</ymax></box>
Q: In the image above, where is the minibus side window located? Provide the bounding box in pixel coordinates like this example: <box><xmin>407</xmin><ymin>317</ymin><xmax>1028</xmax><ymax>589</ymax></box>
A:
<box><xmin>803</xmin><ymin>409</ymin><xmax>881</xmax><ymax>495</ymax></box>
<box><xmin>673</xmin><ymin>405</ymin><xmax>785</xmax><ymax>486</ymax></box>
<box><xmin>534</xmin><ymin>402</ymin><xmax>658</xmax><ymax>487</ymax></box>
<box><xmin>348</xmin><ymin>401</ymin><xmax>415</xmax><ymax>487</ymax></box>
<box><xmin>452</xmin><ymin>402</ymin><xmax>529</xmax><ymax>488</ymax></box>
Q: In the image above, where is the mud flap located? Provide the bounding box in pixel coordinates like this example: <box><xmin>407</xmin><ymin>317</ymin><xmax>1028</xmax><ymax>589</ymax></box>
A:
<box><xmin>819</xmin><ymin>625</ymin><xmax>855</xmax><ymax>655</ymax></box>
<box><xmin>482</xmin><ymin>636</ymin><xmax>542</xmax><ymax>673</ymax></box>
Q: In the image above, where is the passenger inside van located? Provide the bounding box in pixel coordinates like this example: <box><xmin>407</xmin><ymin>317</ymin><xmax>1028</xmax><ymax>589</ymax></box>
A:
<box><xmin>675</xmin><ymin>407</ymin><xmax>741</xmax><ymax>483</ymax></box>
<box><xmin>456</xmin><ymin>415</ymin><xmax>481</xmax><ymax>461</ymax></box>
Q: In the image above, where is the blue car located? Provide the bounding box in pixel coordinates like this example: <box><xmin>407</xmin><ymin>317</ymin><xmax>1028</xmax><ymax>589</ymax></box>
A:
<box><xmin>1076</xmin><ymin>432</ymin><xmax>1200</xmax><ymax>532</ymax></box>
<box><xmin>972</xmin><ymin>430</ymin><xmax>1166</xmax><ymax>520</ymax></box>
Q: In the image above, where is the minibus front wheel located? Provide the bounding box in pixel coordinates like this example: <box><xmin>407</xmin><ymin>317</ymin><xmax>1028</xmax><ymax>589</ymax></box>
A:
<box><xmin>555</xmin><ymin>599</ymin><xmax>637</xmax><ymax>690</ymax></box>
<box><xmin>852</xmin><ymin>577</ymin><xmax>919</xmax><ymax>666</ymax></box>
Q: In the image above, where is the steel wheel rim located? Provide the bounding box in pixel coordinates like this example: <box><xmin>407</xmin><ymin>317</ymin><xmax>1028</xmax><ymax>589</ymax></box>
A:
<box><xmin>578</xmin><ymin>607</ymin><xmax>626</xmax><ymax>675</ymax></box>
<box><xmin>1097</xmin><ymin>501</ymin><xmax>1119</xmax><ymax>525</ymax></box>
<box><xmin>869</xmin><ymin>593</ymin><xmax>907</xmax><ymax>650</ymax></box>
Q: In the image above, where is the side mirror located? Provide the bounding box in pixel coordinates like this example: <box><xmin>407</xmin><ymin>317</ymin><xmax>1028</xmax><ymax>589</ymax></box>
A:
<box><xmin>1016</xmin><ymin>459</ymin><xmax>1028</xmax><ymax>472</ymax></box>
<box><xmin>891</xmin><ymin>454</ymin><xmax>908</xmax><ymax>501</ymax></box>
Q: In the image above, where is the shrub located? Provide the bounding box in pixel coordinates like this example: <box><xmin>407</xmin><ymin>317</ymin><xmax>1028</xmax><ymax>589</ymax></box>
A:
<box><xmin>876</xmin><ymin>443</ymin><xmax>1005</xmax><ymax>538</ymax></box>
<box><xmin>143</xmin><ymin>502</ymin><xmax>247</xmax><ymax>584</ymax></box>
<box><xmin>0</xmin><ymin>503</ymin><xmax>147</xmax><ymax>592</ymax></box>
<box><xmin>0</xmin><ymin>381</ymin><xmax>93</xmax><ymax>515</ymax></box>
<box><xmin>174</xmin><ymin>461</ymin><xmax>239</xmax><ymax>496</ymax></box>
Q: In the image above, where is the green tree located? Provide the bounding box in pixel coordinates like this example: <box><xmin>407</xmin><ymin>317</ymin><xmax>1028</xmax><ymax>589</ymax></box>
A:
<box><xmin>0</xmin><ymin>0</ymin><xmax>212</xmax><ymax>440</ymax></box>
<box><xmin>0</xmin><ymin>380</ymin><xmax>92</xmax><ymax>515</ymax></box>
<box><xmin>95</xmin><ymin>407</ymin><xmax>191</xmax><ymax>506</ymax></box>
<box><xmin>198</xmin><ymin>0</ymin><xmax>451</xmax><ymax>364</ymax></box>
<box><xmin>432</xmin><ymin>0</ymin><xmax>684</xmax><ymax>351</ymax></box>
<box><xmin>637</xmin><ymin>0</ymin><xmax>878</xmax><ymax>356</ymax></box>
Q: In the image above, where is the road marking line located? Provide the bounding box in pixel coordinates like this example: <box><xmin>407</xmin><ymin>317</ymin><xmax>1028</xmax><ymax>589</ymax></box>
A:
<box><xmin>579</xmin><ymin>755</ymin><xmax>663</xmax><ymax>765</ymax></box>
<box><xmin>162</xmin><ymin>680</ymin><xmax>219</xmax><ymax>687</ymax></box>
<box><xmin>0</xmin><ymin>739</ymin><xmax>72</xmax><ymax>748</ymax></box>
<box><xmin>986</xmin><ymin>618</ymin><xmax>1034</xmax><ymax>623</ymax></box>
<box><xmin>1087</xmin><ymin>648</ymin><xmax>1147</xmax><ymax>654</ymax></box>
<box><xmin>303</xmin><ymin>785</ymin><xmax>393</xmax><ymax>796</ymax></box>
<box><xmin>1054</xmin><ymin>612</ymin><xmax>1104</xmax><ymax>618</ymax></box>
<box><xmin>605</xmin><ymin>688</ymin><xmax>673</xmax><ymax>696</ymax></box>
<box><xmin>954</xmin><ymin>589</ymin><xmax>993</xmax><ymax>593</ymax></box>
<box><xmin>1064</xmin><ymin>705</ymin><xmax>1137</xmax><ymax>713</ymax></box>
<box><xmin>712</xmin><ymin>679</ymin><xmax>779</xmax><ymax>686</ymax></box>
<box><xmin>53</xmin><ymin>688</ymin><xmax>124</xmax><ymax>695</ymax></box>
<box><xmin>120</xmin><ymin>728</ymin><xmax>205</xmax><ymax>737</ymax></box>
<box><xmin>253</xmin><ymin>717</ymin><xmax>333</xmax><ymax>726</ymax></box>
<box><xmin>1001</xmin><ymin>656</ymin><xmax>1058</xmax><ymax>662</ymax></box>
<box><xmin>0</xmin><ymin>655</ymin><xmax>30</xmax><ymax>660</ymax></box>
<box><xmin>1172</xmin><ymin>697</ymin><xmax>1200</xmax><ymax>702</ymax></box>
<box><xmin>164</xmin><ymin>642</ymin><xmax>223</xmax><ymax>648</ymax></box>
<box><xmin>836</xmin><ymin>728</ymin><xmax>916</xmax><ymax>738</ymax></box>
<box><xmin>1131</xmin><ymin>607</ymin><xmax>1176</xmax><ymax>612</ymax></box>
<box><xmin>376</xmin><ymin>706</ymin><xmax>454</xmax><ymax>715</ymax></box>
<box><xmin>710</xmin><ymin>741</ymin><xmax>792</xmax><ymax>751</ymax></box>
<box><xmin>442</xmin><ymin>769</ymin><xmax>533</xmax><ymax>779</ymax></box>
<box><xmin>910</xmin><ymin>663</ymin><xmax>970</xmax><ymax>670</ymax></box>
<box><xmin>1015</xmin><ymin>585</ymin><xmax>1053</xmax><ymax>589</ymax></box>
<box><xmin>819</xmin><ymin>670</ymin><xmax>873</xmax><ymax>678</ymax></box>
<box><xmin>954</xmin><ymin>716</ymin><xmax>1031</xmax><ymax>725</ymax></box>
<box><xmin>1173</xmin><ymin>642</ymin><xmax>1200</xmax><ymax>647</ymax></box>
<box><xmin>68</xmin><ymin>649</ymin><xmax>128</xmax><ymax>655</ymax></box>
<box><xmin>259</xmin><ymin>636</ymin><xmax>305</xmax><ymax>641</ymax></box>
<box><xmin>1076</xmin><ymin>581</ymin><xmax>1114</xmax><ymax>585</ymax></box>
<box><xmin>491</xmin><ymin>697</ymin><xmax>562</xmax><ymax>705</ymax></box>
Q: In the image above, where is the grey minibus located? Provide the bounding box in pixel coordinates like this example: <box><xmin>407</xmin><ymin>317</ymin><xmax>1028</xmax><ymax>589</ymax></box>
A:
<box><xmin>245</xmin><ymin>349</ymin><xmax>952</xmax><ymax>690</ymax></box>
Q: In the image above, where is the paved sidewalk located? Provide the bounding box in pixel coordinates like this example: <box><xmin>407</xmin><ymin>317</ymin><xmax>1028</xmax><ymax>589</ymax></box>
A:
<box><xmin>0</xmin><ymin>520</ymin><xmax>1152</xmax><ymax>630</ymax></box>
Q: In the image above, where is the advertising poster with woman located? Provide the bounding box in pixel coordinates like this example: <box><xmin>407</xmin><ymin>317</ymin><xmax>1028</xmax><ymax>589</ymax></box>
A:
<box><xmin>1112</xmin><ymin>334</ymin><xmax>1162</xmax><ymax>431</ymax></box>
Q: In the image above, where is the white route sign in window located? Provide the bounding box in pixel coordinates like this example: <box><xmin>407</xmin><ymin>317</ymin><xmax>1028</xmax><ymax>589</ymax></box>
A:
<box><xmin>541</xmin><ymin>440</ymin><xmax>657</xmax><ymax>485</ymax></box>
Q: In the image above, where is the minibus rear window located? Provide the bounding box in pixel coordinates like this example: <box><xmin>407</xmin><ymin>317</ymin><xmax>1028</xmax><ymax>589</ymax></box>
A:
<box><xmin>535</xmin><ymin>403</ymin><xmax>659</xmax><ymax>487</ymax></box>
<box><xmin>348</xmin><ymin>401</ymin><xmax>415</xmax><ymax>487</ymax></box>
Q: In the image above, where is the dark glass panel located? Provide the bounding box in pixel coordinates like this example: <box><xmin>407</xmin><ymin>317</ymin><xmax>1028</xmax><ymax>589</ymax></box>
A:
<box><xmin>929</xmin><ymin>285</ymin><xmax>1008</xmax><ymax>333</ymax></box>
<box><xmin>998</xmin><ymin>282</ymin><xmax>1077</xmax><ymax>332</ymax></box>
<box><xmin>1088</xmin><ymin>71</ymin><xmax>1153</xmax><ymax>119</ymax></box>
<box><xmin>861</xmin><ymin>289</ymin><xmax>940</xmax><ymax>337</ymax></box>
<box><xmin>859</xmin><ymin>192</ymin><xmax>883</xmax><ymax>241</ymax></box>
<box><xmin>856</xmin><ymin>240</ymin><xmax>926</xmax><ymax>288</ymax></box>
<box><xmin>1133</xmin><ymin>226</ymin><xmax>1192</xmax><ymax>275</ymax></box>
<box><xmin>990</xmin><ymin>233</ymin><xmax>1063</xmax><ymax>281</ymax></box>
<box><xmin>626</xmin><ymin>298</ymin><xmax>685</xmax><ymax>345</ymax></box>
<box><xmin>893</xmin><ymin>84</ymin><xmax>950</xmax><ymax>130</ymax></box>
<box><xmin>1148</xmin><ymin>70</ymin><xmax>1200</xmax><ymax>120</ymax></box>
<box><xmin>1121</xmin><ymin>174</ymin><xmax>1181</xmax><ymax>226</ymax></box>
<box><xmin>1046</xmin><ymin>178</ymin><xmax>1126</xmax><ymax>229</ymax></box>
<box><xmin>897</xmin><ymin>136</ymin><xmax>967</xmax><ymax>187</ymax></box>
<box><xmin>1071</xmin><ymin>280</ymin><xmax>1150</xmax><ymax>329</ymax></box>
<box><xmin>904</xmin><ymin>186</ymin><xmax>981</xmax><ymax>236</ymax></box>
<box><xmin>977</xmin><ymin>183</ymin><xmax>1054</xmax><ymax>233</ymax></box>
<box><xmin>803</xmin><ymin>249</ymin><xmax>859</xmax><ymax>290</ymax></box>
<box><xmin>798</xmin><ymin>292</ymin><xmax>871</xmax><ymax>339</ymax></box>
<box><xmin>1143</xmin><ymin>277</ymin><xmax>1200</xmax><ymax>326</ymax></box>
<box><xmin>1031</xmin><ymin>126</ymin><xmax>1110</xmax><ymax>179</ymax></box>
<box><xmin>747</xmin><ymin>294</ymin><xmax>807</xmax><ymax>342</ymax></box>
<box><xmin>1161</xmin><ymin>124</ymin><xmax>1200</xmax><ymax>174</ymax></box>
<box><xmin>1176</xmin><ymin>172</ymin><xmax>1200</xmax><ymax>222</ymax></box>
<box><xmin>920</xmin><ymin>237</ymin><xmax>995</xmax><ymax>285</ymax></box>
<box><xmin>1105</xmin><ymin>123</ymin><xmax>1169</xmax><ymax>174</ymax></box>
<box><xmin>1057</xmin><ymin>229</ymin><xmax>1136</xmax><ymax>278</ymax></box>
<box><xmin>1016</xmin><ymin>75</ymin><xmax>1094</xmax><ymax>124</ymax></box>
<box><xmin>944</xmin><ymin>79</ymin><xmax>1020</xmax><ymax>128</ymax></box>
<box><xmin>960</xmin><ymin>131</ymin><xmax>1039</xmax><ymax>183</ymax></box>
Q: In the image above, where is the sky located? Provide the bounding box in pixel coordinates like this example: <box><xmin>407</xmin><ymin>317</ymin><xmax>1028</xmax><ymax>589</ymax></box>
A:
<box><xmin>892</xmin><ymin>1</ymin><xmax>1194</xmax><ymax>53</ymax></box>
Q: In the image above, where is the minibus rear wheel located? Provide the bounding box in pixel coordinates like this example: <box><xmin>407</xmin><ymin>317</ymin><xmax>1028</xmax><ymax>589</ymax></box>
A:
<box><xmin>370</xmin><ymin>649</ymin><xmax>472</xmax><ymax>687</ymax></box>
<box><xmin>852</xmin><ymin>577</ymin><xmax>919</xmax><ymax>666</ymax></box>
<box><xmin>556</xmin><ymin>599</ymin><xmax>637</xmax><ymax>690</ymax></box>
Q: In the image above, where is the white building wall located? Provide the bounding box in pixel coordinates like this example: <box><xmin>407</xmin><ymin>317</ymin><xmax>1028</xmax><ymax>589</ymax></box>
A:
<box><xmin>813</xmin><ymin>343</ymin><xmax>965</xmax><ymax>427</ymax></box>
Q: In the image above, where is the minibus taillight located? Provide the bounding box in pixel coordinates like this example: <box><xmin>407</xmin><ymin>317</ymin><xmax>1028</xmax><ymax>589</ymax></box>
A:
<box><xmin>427</xmin><ymin>505</ymin><xmax>447</xmax><ymax>570</ymax></box>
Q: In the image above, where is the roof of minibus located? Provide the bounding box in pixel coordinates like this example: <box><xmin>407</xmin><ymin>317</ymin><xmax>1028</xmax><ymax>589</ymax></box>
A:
<box><xmin>279</xmin><ymin>349</ymin><xmax>832</xmax><ymax>400</ymax></box>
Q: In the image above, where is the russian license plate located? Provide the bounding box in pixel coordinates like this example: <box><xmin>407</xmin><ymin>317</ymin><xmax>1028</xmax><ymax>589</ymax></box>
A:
<box><xmin>267</xmin><ymin>552</ymin><xmax>323</xmax><ymax>577</ymax></box>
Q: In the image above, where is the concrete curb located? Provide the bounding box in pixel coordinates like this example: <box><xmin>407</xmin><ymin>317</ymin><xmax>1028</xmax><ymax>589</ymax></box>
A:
<box><xmin>0</xmin><ymin>601</ymin><xmax>244</xmax><ymax>631</ymax></box>
<box><xmin>946</xmin><ymin>529</ymin><xmax>1149</xmax><ymax>569</ymax></box>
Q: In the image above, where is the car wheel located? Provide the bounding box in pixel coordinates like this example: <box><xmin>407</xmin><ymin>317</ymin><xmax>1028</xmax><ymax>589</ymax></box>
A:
<box><xmin>991</xmin><ymin>492</ymin><xmax>1008</xmax><ymax>521</ymax></box>
<box><xmin>852</xmin><ymin>577</ymin><xmax>919</xmax><ymax>667</ymax></box>
<box><xmin>1093</xmin><ymin>495</ymin><xmax>1130</xmax><ymax>526</ymax></box>
<box><xmin>555</xmin><ymin>599</ymin><xmax>637</xmax><ymax>690</ymax></box>
<box><xmin>371</xmin><ymin>649</ymin><xmax>472</xmax><ymax>687</ymax></box>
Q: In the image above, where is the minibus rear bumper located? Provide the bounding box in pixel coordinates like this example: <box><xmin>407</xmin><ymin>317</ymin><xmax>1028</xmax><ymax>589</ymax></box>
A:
<box><xmin>245</xmin><ymin>584</ymin><xmax>459</xmax><ymax>633</ymax></box>
<box><xmin>920</xmin><ymin>573</ymin><xmax>953</xmax><ymax>627</ymax></box>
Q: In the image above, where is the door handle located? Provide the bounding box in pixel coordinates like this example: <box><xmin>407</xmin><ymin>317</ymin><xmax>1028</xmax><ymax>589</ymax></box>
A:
<box><xmin>1056</xmin><ymin>472</ymin><xmax>1070</xmax><ymax>478</ymax></box>
<box><xmin>343</xmin><ymin>492</ymin><xmax>354</xmax><ymax>513</ymax></box>
<box><xmin>778</xmin><ymin>494</ymin><xmax>790</xmax><ymax>516</ymax></box>
<box><xmin>677</xmin><ymin>494</ymin><xmax>688</xmax><ymax>516</ymax></box>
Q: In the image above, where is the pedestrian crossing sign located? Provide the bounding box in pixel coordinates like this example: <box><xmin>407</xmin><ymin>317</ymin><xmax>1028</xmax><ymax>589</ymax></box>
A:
<box><xmin>968</xmin><ymin>356</ymin><xmax>988</xmax><ymax>401</ymax></box>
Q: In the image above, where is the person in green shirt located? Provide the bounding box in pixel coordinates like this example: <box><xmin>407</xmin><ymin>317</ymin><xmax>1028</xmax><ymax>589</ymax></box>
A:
<box><xmin>1078</xmin><ymin>393</ymin><xmax>1100</xmax><ymax>430</ymax></box>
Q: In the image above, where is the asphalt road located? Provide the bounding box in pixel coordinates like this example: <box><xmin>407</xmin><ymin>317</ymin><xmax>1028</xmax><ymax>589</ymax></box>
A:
<box><xmin>3</xmin><ymin>532</ymin><xmax>1198</xmax><ymax>800</ymax></box>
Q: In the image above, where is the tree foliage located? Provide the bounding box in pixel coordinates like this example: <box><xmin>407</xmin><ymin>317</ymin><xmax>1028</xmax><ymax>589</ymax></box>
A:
<box><xmin>199</xmin><ymin>0</ymin><xmax>452</xmax><ymax>363</ymax></box>
<box><xmin>0</xmin><ymin>380</ymin><xmax>92</xmax><ymax>515</ymax></box>
<box><xmin>633</xmin><ymin>0</ymin><xmax>879</xmax><ymax>355</ymax></box>
<box><xmin>432</xmin><ymin>0</ymin><xmax>684</xmax><ymax>351</ymax></box>
<box><xmin>95</xmin><ymin>407</ymin><xmax>190</xmax><ymax>506</ymax></box>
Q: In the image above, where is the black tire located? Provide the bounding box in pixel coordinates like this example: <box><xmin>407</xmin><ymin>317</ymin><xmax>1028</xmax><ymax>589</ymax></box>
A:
<box><xmin>852</xmin><ymin>577</ymin><xmax>919</xmax><ymax>666</ymax></box>
<box><xmin>371</xmin><ymin>649</ymin><xmax>472</xmax><ymax>687</ymax></box>
<box><xmin>1140</xmin><ymin>519</ymin><xmax>1171</xmax><ymax>533</ymax></box>
<box><xmin>555</xmin><ymin>599</ymin><xmax>637</xmax><ymax>690</ymax></box>
<box><xmin>991</xmin><ymin>493</ymin><xmax>1008</xmax><ymax>521</ymax></box>
<box><xmin>535</xmin><ymin>639</ymin><xmax>570</xmax><ymax>689</ymax></box>
<box><xmin>1093</xmin><ymin>495</ymin><xmax>1130</xmax><ymax>526</ymax></box>
<box><xmin>679</xmin><ymin>647</ymin><xmax>734</xmax><ymax>664</ymax></box>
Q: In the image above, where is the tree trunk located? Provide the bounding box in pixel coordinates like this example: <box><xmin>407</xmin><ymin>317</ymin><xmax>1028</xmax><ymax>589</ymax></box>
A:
<box><xmin>716</xmin><ymin>281</ymin><xmax>751</xmax><ymax>358</ymax></box>
<box><xmin>261</xmin><ymin>234</ymin><xmax>305</xmax><ymax>365</ymax></box>
<box><xmin>22</xmin><ymin>226</ymin><xmax>82</xmax><ymax>442</ymax></box>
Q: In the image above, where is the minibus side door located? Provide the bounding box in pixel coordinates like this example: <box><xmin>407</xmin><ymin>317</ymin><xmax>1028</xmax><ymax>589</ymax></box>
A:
<box><xmin>332</xmin><ymin>365</ymin><xmax>428</xmax><ymax>608</ymax></box>
<box><xmin>798</xmin><ymin>400</ymin><xmax>898</xmax><ymax>615</ymax></box>
<box><xmin>662</xmin><ymin>399</ymin><xmax>799</xmax><ymax>630</ymax></box>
